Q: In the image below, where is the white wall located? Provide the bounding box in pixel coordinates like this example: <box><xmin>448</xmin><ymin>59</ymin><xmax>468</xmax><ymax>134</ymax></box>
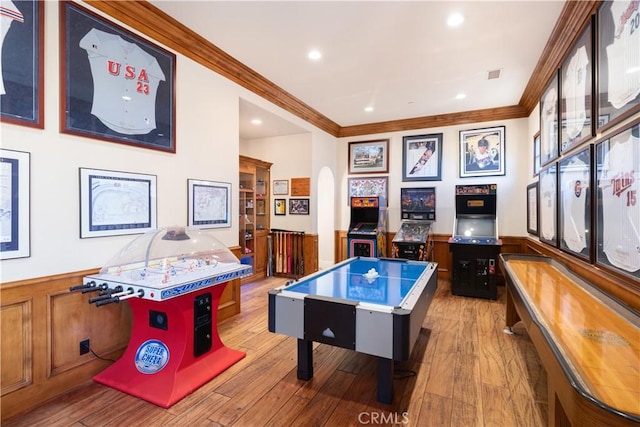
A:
<box><xmin>336</xmin><ymin>118</ymin><xmax>531</xmax><ymax>238</ymax></box>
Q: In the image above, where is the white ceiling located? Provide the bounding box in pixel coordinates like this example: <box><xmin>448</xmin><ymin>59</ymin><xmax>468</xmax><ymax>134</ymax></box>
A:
<box><xmin>150</xmin><ymin>1</ymin><xmax>565</xmax><ymax>139</ymax></box>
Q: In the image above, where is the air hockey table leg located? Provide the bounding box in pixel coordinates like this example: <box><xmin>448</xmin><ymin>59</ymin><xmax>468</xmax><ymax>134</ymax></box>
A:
<box><xmin>377</xmin><ymin>357</ymin><xmax>394</xmax><ymax>404</ymax></box>
<box><xmin>297</xmin><ymin>339</ymin><xmax>314</xmax><ymax>380</ymax></box>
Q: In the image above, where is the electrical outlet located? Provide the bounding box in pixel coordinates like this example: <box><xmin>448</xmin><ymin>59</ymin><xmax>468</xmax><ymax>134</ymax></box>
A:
<box><xmin>80</xmin><ymin>339</ymin><xmax>90</xmax><ymax>355</ymax></box>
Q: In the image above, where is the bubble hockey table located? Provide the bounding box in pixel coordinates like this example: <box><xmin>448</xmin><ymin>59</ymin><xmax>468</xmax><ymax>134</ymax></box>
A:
<box><xmin>268</xmin><ymin>257</ymin><xmax>438</xmax><ymax>403</ymax></box>
<box><xmin>82</xmin><ymin>260</ymin><xmax>251</xmax><ymax>408</ymax></box>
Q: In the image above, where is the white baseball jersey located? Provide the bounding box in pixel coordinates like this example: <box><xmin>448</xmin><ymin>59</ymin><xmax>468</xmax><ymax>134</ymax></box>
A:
<box><xmin>540</xmin><ymin>168</ymin><xmax>556</xmax><ymax>241</ymax></box>
<box><xmin>79</xmin><ymin>28</ymin><xmax>166</xmax><ymax>135</ymax></box>
<box><xmin>0</xmin><ymin>0</ymin><xmax>23</xmax><ymax>95</ymax></box>
<box><xmin>606</xmin><ymin>0</ymin><xmax>640</xmax><ymax>109</ymax></box>
<box><xmin>563</xmin><ymin>45</ymin><xmax>589</xmax><ymax>140</ymax></box>
<box><xmin>599</xmin><ymin>132</ymin><xmax>640</xmax><ymax>272</ymax></box>
<box><xmin>474</xmin><ymin>149</ymin><xmax>493</xmax><ymax>169</ymax></box>
<box><xmin>561</xmin><ymin>156</ymin><xmax>588</xmax><ymax>253</ymax></box>
<box><xmin>541</xmin><ymin>87</ymin><xmax>558</xmax><ymax>161</ymax></box>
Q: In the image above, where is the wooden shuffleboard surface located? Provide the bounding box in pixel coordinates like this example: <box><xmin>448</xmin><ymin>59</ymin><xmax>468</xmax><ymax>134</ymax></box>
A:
<box><xmin>505</xmin><ymin>258</ymin><xmax>640</xmax><ymax>418</ymax></box>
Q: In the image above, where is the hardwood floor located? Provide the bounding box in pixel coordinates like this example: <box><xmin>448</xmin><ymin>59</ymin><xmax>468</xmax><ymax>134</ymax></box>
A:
<box><xmin>3</xmin><ymin>277</ymin><xmax>547</xmax><ymax>427</ymax></box>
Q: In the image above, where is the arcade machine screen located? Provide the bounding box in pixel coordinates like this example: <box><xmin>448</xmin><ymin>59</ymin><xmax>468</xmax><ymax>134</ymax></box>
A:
<box><xmin>455</xmin><ymin>217</ymin><xmax>496</xmax><ymax>239</ymax></box>
<box><xmin>401</xmin><ymin>187</ymin><xmax>436</xmax><ymax>220</ymax></box>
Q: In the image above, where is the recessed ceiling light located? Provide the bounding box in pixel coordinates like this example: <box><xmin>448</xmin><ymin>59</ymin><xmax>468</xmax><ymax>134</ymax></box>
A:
<box><xmin>447</xmin><ymin>12</ymin><xmax>464</xmax><ymax>27</ymax></box>
<box><xmin>251</xmin><ymin>118</ymin><xmax>262</xmax><ymax>125</ymax></box>
<box><xmin>456</xmin><ymin>93</ymin><xmax>467</xmax><ymax>100</ymax></box>
<box><xmin>364</xmin><ymin>106</ymin><xmax>374</xmax><ymax>112</ymax></box>
<box><xmin>308</xmin><ymin>50</ymin><xmax>322</xmax><ymax>60</ymax></box>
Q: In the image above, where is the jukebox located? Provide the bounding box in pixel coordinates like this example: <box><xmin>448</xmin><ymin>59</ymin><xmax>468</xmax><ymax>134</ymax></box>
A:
<box><xmin>448</xmin><ymin>184</ymin><xmax>502</xmax><ymax>299</ymax></box>
<box><xmin>347</xmin><ymin>196</ymin><xmax>387</xmax><ymax>258</ymax></box>
<box><xmin>392</xmin><ymin>187</ymin><xmax>435</xmax><ymax>261</ymax></box>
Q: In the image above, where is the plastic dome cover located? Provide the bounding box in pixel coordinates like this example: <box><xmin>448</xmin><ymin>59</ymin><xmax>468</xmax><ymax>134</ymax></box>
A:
<box><xmin>99</xmin><ymin>226</ymin><xmax>240</xmax><ymax>275</ymax></box>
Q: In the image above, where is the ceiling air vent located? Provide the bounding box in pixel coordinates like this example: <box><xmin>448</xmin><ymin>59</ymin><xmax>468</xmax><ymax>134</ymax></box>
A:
<box><xmin>487</xmin><ymin>69</ymin><xmax>501</xmax><ymax>80</ymax></box>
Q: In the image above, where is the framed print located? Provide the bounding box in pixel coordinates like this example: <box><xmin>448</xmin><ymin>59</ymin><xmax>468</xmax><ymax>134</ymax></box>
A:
<box><xmin>274</xmin><ymin>199</ymin><xmax>286</xmax><ymax>215</ymax></box>
<box><xmin>273</xmin><ymin>180</ymin><xmax>289</xmax><ymax>195</ymax></box>
<box><xmin>539</xmin><ymin>163</ymin><xmax>558</xmax><ymax>247</ymax></box>
<box><xmin>559</xmin><ymin>147</ymin><xmax>591</xmax><ymax>260</ymax></box>
<box><xmin>560</xmin><ymin>18</ymin><xmax>593</xmax><ymax>154</ymax></box>
<box><xmin>533</xmin><ymin>131</ymin><xmax>541</xmax><ymax>176</ymax></box>
<box><xmin>0</xmin><ymin>0</ymin><xmax>44</xmax><ymax>128</ymax></box>
<box><xmin>597</xmin><ymin>1</ymin><xmax>640</xmax><ymax>132</ymax></box>
<box><xmin>402</xmin><ymin>133</ymin><xmax>443</xmax><ymax>182</ymax></box>
<box><xmin>348</xmin><ymin>177</ymin><xmax>388</xmax><ymax>207</ymax></box>
<box><xmin>0</xmin><ymin>149</ymin><xmax>30</xmax><ymax>259</ymax></box>
<box><xmin>60</xmin><ymin>2</ymin><xmax>176</xmax><ymax>152</ymax></box>
<box><xmin>459</xmin><ymin>126</ymin><xmax>505</xmax><ymax>178</ymax></box>
<box><xmin>289</xmin><ymin>198</ymin><xmax>309</xmax><ymax>215</ymax></box>
<box><xmin>595</xmin><ymin>119</ymin><xmax>640</xmax><ymax>280</ymax></box>
<box><xmin>348</xmin><ymin>139</ymin><xmax>389</xmax><ymax>174</ymax></box>
<box><xmin>526</xmin><ymin>182</ymin><xmax>539</xmax><ymax>236</ymax></box>
<box><xmin>79</xmin><ymin>168</ymin><xmax>157</xmax><ymax>238</ymax></box>
<box><xmin>540</xmin><ymin>72</ymin><xmax>559</xmax><ymax>167</ymax></box>
<box><xmin>187</xmin><ymin>179</ymin><xmax>231</xmax><ymax>228</ymax></box>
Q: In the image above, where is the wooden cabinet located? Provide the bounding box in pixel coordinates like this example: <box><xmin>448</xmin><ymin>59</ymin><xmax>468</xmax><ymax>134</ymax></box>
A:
<box><xmin>239</xmin><ymin>155</ymin><xmax>272</xmax><ymax>281</ymax></box>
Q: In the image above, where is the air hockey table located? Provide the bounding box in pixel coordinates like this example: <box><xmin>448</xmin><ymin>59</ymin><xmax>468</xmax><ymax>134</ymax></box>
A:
<box><xmin>268</xmin><ymin>256</ymin><xmax>438</xmax><ymax>403</ymax></box>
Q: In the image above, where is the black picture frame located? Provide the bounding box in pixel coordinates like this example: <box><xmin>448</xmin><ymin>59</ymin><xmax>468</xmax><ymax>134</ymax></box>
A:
<box><xmin>597</xmin><ymin>1</ymin><xmax>640</xmax><ymax>132</ymax></box>
<box><xmin>533</xmin><ymin>131</ymin><xmax>541</xmax><ymax>176</ymax></box>
<box><xmin>0</xmin><ymin>148</ymin><xmax>30</xmax><ymax>259</ymax></box>
<box><xmin>538</xmin><ymin>163</ymin><xmax>558</xmax><ymax>247</ymax></box>
<box><xmin>0</xmin><ymin>0</ymin><xmax>44</xmax><ymax>128</ymax></box>
<box><xmin>274</xmin><ymin>199</ymin><xmax>286</xmax><ymax>216</ymax></box>
<box><xmin>559</xmin><ymin>147</ymin><xmax>591</xmax><ymax>261</ymax></box>
<box><xmin>60</xmin><ymin>1</ymin><xmax>176</xmax><ymax>152</ymax></box>
<box><xmin>459</xmin><ymin>126</ymin><xmax>505</xmax><ymax>178</ymax></box>
<box><xmin>595</xmin><ymin>118</ymin><xmax>640</xmax><ymax>280</ymax></box>
<box><xmin>289</xmin><ymin>198</ymin><xmax>309</xmax><ymax>215</ymax></box>
<box><xmin>526</xmin><ymin>182</ymin><xmax>539</xmax><ymax>236</ymax></box>
<box><xmin>560</xmin><ymin>17</ymin><xmax>593</xmax><ymax>154</ymax></box>
<box><xmin>540</xmin><ymin>71</ymin><xmax>560</xmax><ymax>167</ymax></box>
<box><xmin>402</xmin><ymin>133</ymin><xmax>443</xmax><ymax>181</ymax></box>
<box><xmin>187</xmin><ymin>179</ymin><xmax>231</xmax><ymax>229</ymax></box>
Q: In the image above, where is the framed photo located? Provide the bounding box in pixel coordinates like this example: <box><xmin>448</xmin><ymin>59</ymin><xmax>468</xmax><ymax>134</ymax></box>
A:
<box><xmin>0</xmin><ymin>149</ymin><xmax>30</xmax><ymax>259</ymax></box>
<box><xmin>274</xmin><ymin>199</ymin><xmax>286</xmax><ymax>215</ymax></box>
<box><xmin>540</xmin><ymin>71</ymin><xmax>559</xmax><ymax>167</ymax></box>
<box><xmin>273</xmin><ymin>180</ymin><xmax>289</xmax><ymax>195</ymax></box>
<box><xmin>533</xmin><ymin>131</ymin><xmax>541</xmax><ymax>176</ymax></box>
<box><xmin>538</xmin><ymin>163</ymin><xmax>558</xmax><ymax>247</ymax></box>
<box><xmin>595</xmin><ymin>119</ymin><xmax>640</xmax><ymax>280</ymax></box>
<box><xmin>559</xmin><ymin>147</ymin><xmax>591</xmax><ymax>260</ymax></box>
<box><xmin>597</xmin><ymin>1</ymin><xmax>640</xmax><ymax>132</ymax></box>
<box><xmin>60</xmin><ymin>2</ymin><xmax>176</xmax><ymax>152</ymax></box>
<box><xmin>348</xmin><ymin>139</ymin><xmax>389</xmax><ymax>174</ymax></box>
<box><xmin>459</xmin><ymin>126</ymin><xmax>505</xmax><ymax>178</ymax></box>
<box><xmin>348</xmin><ymin>177</ymin><xmax>388</xmax><ymax>207</ymax></box>
<box><xmin>187</xmin><ymin>179</ymin><xmax>231</xmax><ymax>228</ymax></box>
<box><xmin>526</xmin><ymin>182</ymin><xmax>539</xmax><ymax>236</ymax></box>
<box><xmin>402</xmin><ymin>133</ymin><xmax>443</xmax><ymax>182</ymax></box>
<box><xmin>289</xmin><ymin>198</ymin><xmax>309</xmax><ymax>215</ymax></box>
<box><xmin>0</xmin><ymin>0</ymin><xmax>44</xmax><ymax>128</ymax></box>
<box><xmin>79</xmin><ymin>168</ymin><xmax>157</xmax><ymax>238</ymax></box>
<box><xmin>560</xmin><ymin>18</ymin><xmax>593</xmax><ymax>154</ymax></box>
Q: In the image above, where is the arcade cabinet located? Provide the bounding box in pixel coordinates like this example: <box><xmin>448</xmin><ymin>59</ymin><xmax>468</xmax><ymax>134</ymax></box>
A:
<box><xmin>72</xmin><ymin>226</ymin><xmax>251</xmax><ymax>408</ymax></box>
<box><xmin>347</xmin><ymin>196</ymin><xmax>387</xmax><ymax>258</ymax></box>
<box><xmin>448</xmin><ymin>184</ymin><xmax>502</xmax><ymax>299</ymax></box>
<box><xmin>392</xmin><ymin>187</ymin><xmax>435</xmax><ymax>261</ymax></box>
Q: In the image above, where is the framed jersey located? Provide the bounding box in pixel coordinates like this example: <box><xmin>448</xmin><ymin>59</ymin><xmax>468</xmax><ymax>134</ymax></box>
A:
<box><xmin>597</xmin><ymin>0</ymin><xmax>640</xmax><ymax>132</ymax></box>
<box><xmin>538</xmin><ymin>163</ymin><xmax>558</xmax><ymax>247</ymax></box>
<box><xmin>60</xmin><ymin>1</ymin><xmax>176</xmax><ymax>153</ymax></box>
<box><xmin>595</xmin><ymin>119</ymin><xmax>640</xmax><ymax>280</ymax></box>
<box><xmin>559</xmin><ymin>147</ymin><xmax>591</xmax><ymax>261</ymax></box>
<box><xmin>540</xmin><ymin>72</ymin><xmax>560</xmax><ymax>168</ymax></box>
<box><xmin>560</xmin><ymin>17</ymin><xmax>593</xmax><ymax>154</ymax></box>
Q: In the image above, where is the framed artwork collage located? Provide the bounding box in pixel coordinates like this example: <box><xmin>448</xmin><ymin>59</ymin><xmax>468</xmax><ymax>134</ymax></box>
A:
<box><xmin>531</xmin><ymin>2</ymin><xmax>640</xmax><ymax>281</ymax></box>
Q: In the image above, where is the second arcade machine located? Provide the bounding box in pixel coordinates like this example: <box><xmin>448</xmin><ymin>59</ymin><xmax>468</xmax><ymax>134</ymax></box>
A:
<box><xmin>448</xmin><ymin>184</ymin><xmax>502</xmax><ymax>299</ymax></box>
<box><xmin>347</xmin><ymin>196</ymin><xmax>387</xmax><ymax>258</ymax></box>
<box><xmin>392</xmin><ymin>187</ymin><xmax>436</xmax><ymax>261</ymax></box>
